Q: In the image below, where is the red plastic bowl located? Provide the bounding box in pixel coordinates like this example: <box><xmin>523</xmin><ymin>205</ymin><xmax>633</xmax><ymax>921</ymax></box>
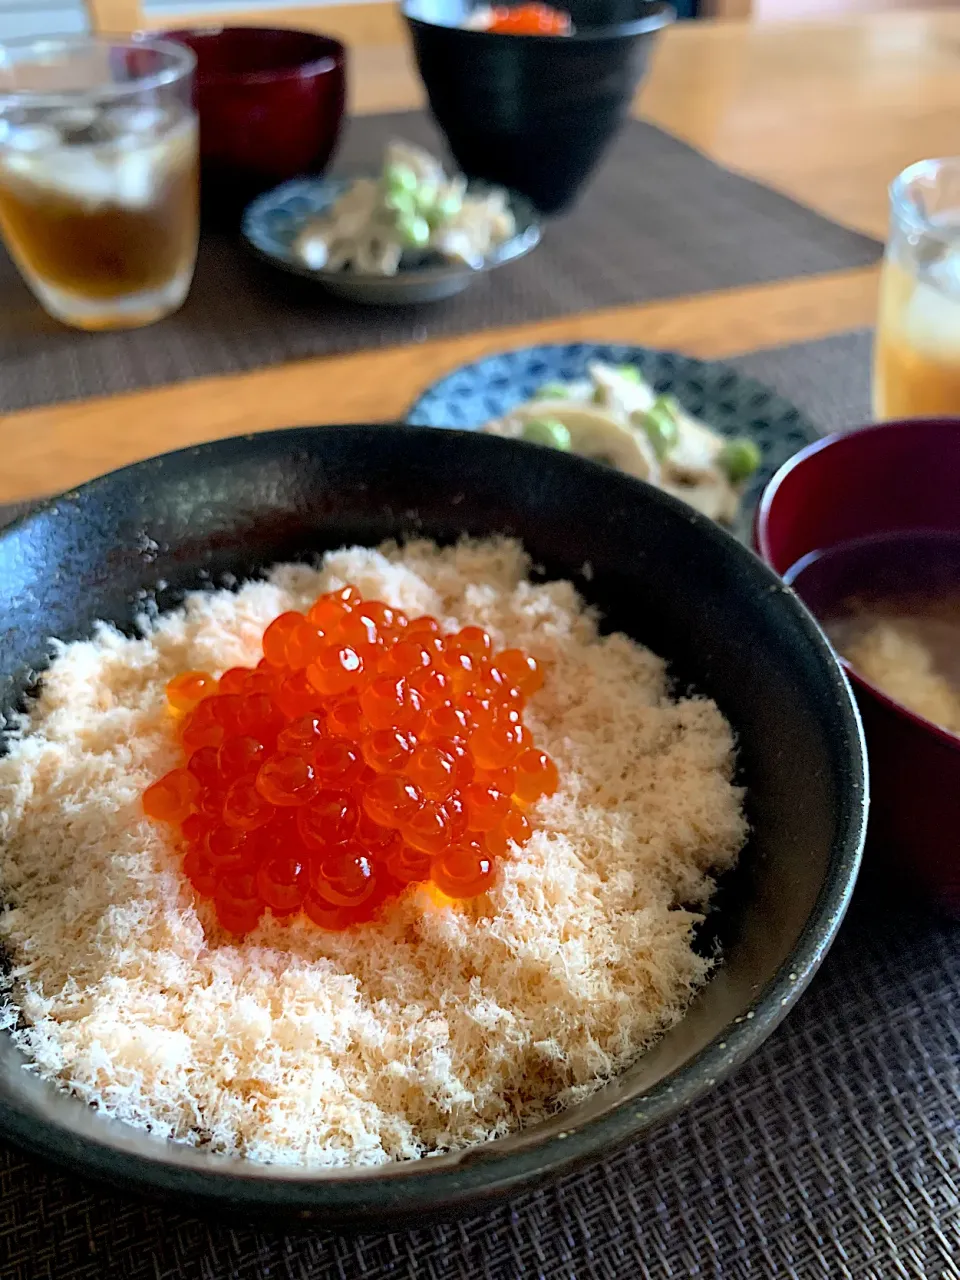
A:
<box><xmin>164</xmin><ymin>27</ymin><xmax>346</xmax><ymax>224</ymax></box>
<box><xmin>755</xmin><ymin>418</ymin><xmax>960</xmax><ymax>915</ymax></box>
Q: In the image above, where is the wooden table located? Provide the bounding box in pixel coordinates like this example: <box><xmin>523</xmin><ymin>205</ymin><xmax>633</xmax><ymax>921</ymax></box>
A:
<box><xmin>3</xmin><ymin>9</ymin><xmax>960</xmax><ymax>505</ymax></box>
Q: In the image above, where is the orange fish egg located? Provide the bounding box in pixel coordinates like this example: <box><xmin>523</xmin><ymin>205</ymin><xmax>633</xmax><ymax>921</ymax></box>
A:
<box><xmin>180</xmin><ymin>700</ymin><xmax>224</xmax><ymax>754</ymax></box>
<box><xmin>209</xmin><ymin>694</ymin><xmax>245</xmax><ymax>736</ymax></box>
<box><xmin>142</xmin><ymin>768</ymin><xmax>199</xmax><ymax>823</ymax></box>
<box><xmin>421</xmin><ymin>702</ymin><xmax>471</xmax><ymax>744</ymax></box>
<box><xmin>361</xmin><ymin>601</ymin><xmax>408</xmax><ymax>641</ymax></box>
<box><xmin>360</xmin><ymin>675</ymin><xmax>423</xmax><ymax>731</ymax></box>
<box><xmin>313</xmin><ymin>738</ymin><xmax>365</xmax><ymax>787</ymax></box>
<box><xmin>513</xmin><ymin>748</ymin><xmax>560</xmax><ymax>804</ymax></box>
<box><xmin>406</xmin><ymin>743</ymin><xmax>458</xmax><ymax>800</ymax></box>
<box><xmin>485</xmin><ymin>807</ymin><xmax>532</xmax><ymax>857</ymax></box>
<box><xmin>405</xmin><ymin>615</ymin><xmax>441</xmax><ymax>639</ymax></box>
<box><xmin>470</xmin><ymin>716</ymin><xmax>528</xmax><ymax>771</ymax></box>
<box><xmin>276</xmin><ymin>714</ymin><xmax>325</xmax><ymax>756</ymax></box>
<box><xmin>362</xmin><ymin>775</ymin><xmax>423</xmax><ymax>829</ymax></box>
<box><xmin>186</xmin><ymin>745</ymin><xmax>221</xmax><ymax>789</ymax></box>
<box><xmin>407</xmin><ymin>666</ymin><xmax>450</xmax><ymax>711</ymax></box>
<box><xmin>307</xmin><ymin>588</ymin><xmax>358</xmax><ymax>632</ymax></box>
<box><xmin>183</xmin><ymin>845</ymin><xmax>218</xmax><ymax>897</ymax></box>
<box><xmin>236</xmin><ymin>693</ymin><xmax>284</xmax><ymax>742</ymax></box>
<box><xmin>431</xmin><ymin>845</ymin><xmax>496</xmax><ymax>899</ymax></box>
<box><xmin>222</xmin><ymin>779</ymin><xmax>274</xmax><ymax>831</ymax></box>
<box><xmin>218</xmin><ymin>667</ymin><xmax>254</xmax><ymax>696</ymax></box>
<box><xmin>275</xmin><ymin>670</ymin><xmax>326</xmax><ymax>721</ymax></box>
<box><xmin>386</xmin><ymin>841</ymin><xmax>432</xmax><ymax>885</ymax></box>
<box><xmin>256</xmin><ymin>753</ymin><xmax>317</xmax><ymax>807</ymax></box>
<box><xmin>214</xmin><ymin>871</ymin><xmax>264</xmax><ymax>934</ymax></box>
<box><xmin>354</xmin><ymin>811</ymin><xmax>400</xmax><ymax>853</ymax></box>
<box><xmin>325</xmin><ymin>696</ymin><xmax>365</xmax><ymax>738</ymax></box>
<box><xmin>215</xmin><ymin>732</ymin><xmax>267</xmax><ymax>778</ymax></box>
<box><xmin>335</xmin><ymin>609</ymin><xmax>380</xmax><ymax>653</ymax></box>
<box><xmin>452</xmin><ymin>626</ymin><xmax>492</xmax><ymax>661</ymax></box>
<box><xmin>166</xmin><ymin>670</ymin><xmax>216</xmax><ymax>713</ymax></box>
<box><xmin>440</xmin><ymin>791</ymin><xmax>468</xmax><ymax>842</ymax></box>
<box><xmin>361</xmin><ymin>727</ymin><xmax>417</xmax><ymax>775</ymax></box>
<box><xmin>307</xmin><ymin>645</ymin><xmax>364</xmax><ymax>697</ymax></box>
<box><xmin>491</xmin><ymin>649</ymin><xmax>543</xmax><ymax>697</ymax></box>
<box><xmin>284</xmin><ymin>620</ymin><xmax>327</xmax><ymax>671</ymax></box>
<box><xmin>378</xmin><ymin>639</ymin><xmax>435</xmax><ymax>679</ymax></box>
<box><xmin>462</xmin><ymin>783</ymin><xmax>512</xmax><ymax>832</ymax></box>
<box><xmin>206</xmin><ymin>824</ymin><xmax>254</xmax><ymax>871</ymax></box>
<box><xmin>146</xmin><ymin>584</ymin><xmax>553</xmax><ymax>930</ymax></box>
<box><xmin>297</xmin><ymin>790</ymin><xmax>359</xmax><ymax>848</ymax></box>
<box><xmin>402</xmin><ymin>801</ymin><xmax>452</xmax><ymax>856</ymax></box>
<box><xmin>256</xmin><ymin>856</ymin><xmax>305</xmax><ymax>913</ymax></box>
<box><xmin>309</xmin><ymin>846</ymin><xmax>379</xmax><ymax>907</ymax></box>
<box><xmin>262</xmin><ymin>611</ymin><xmax>305</xmax><ymax>668</ymax></box>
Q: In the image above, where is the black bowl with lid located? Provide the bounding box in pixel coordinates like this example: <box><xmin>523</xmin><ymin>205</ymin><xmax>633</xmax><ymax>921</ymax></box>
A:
<box><xmin>0</xmin><ymin>425</ymin><xmax>865</xmax><ymax>1224</ymax></box>
<box><xmin>401</xmin><ymin>0</ymin><xmax>674</xmax><ymax>213</ymax></box>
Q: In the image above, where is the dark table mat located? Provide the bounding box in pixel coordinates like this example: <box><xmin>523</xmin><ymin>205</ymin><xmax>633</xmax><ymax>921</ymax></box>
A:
<box><xmin>8</xmin><ymin>329</ymin><xmax>958</xmax><ymax>1280</ymax></box>
<box><xmin>0</xmin><ymin>112</ymin><xmax>881</xmax><ymax>414</ymax></box>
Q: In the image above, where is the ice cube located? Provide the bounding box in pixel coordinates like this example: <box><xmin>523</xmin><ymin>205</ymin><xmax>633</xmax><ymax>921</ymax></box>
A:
<box><xmin>48</xmin><ymin>107</ymin><xmax>109</xmax><ymax>146</ymax></box>
<box><xmin>902</xmin><ymin>276</ymin><xmax>960</xmax><ymax>360</ymax></box>
<box><xmin>103</xmin><ymin>105</ymin><xmax>169</xmax><ymax>141</ymax></box>
<box><xmin>3</xmin><ymin>123</ymin><xmax>59</xmax><ymax>152</ymax></box>
<box><xmin>114</xmin><ymin>149</ymin><xmax>155</xmax><ymax>207</ymax></box>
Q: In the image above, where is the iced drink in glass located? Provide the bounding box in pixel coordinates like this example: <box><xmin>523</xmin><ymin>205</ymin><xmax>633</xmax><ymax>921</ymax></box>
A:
<box><xmin>0</xmin><ymin>37</ymin><xmax>198</xmax><ymax>330</ymax></box>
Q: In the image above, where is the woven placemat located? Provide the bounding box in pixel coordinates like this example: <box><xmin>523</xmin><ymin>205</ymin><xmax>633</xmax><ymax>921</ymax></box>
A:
<box><xmin>0</xmin><ymin>111</ymin><xmax>881</xmax><ymax>414</ymax></box>
<box><xmin>0</xmin><ymin>328</ymin><xmax>875</xmax><ymax>531</ymax></box>
<box><xmin>8</xmin><ymin>329</ymin><xmax>955</xmax><ymax>1280</ymax></box>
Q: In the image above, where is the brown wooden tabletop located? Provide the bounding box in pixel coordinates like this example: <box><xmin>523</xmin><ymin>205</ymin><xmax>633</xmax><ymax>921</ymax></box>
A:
<box><xmin>4</xmin><ymin>9</ymin><xmax>959</xmax><ymax>505</ymax></box>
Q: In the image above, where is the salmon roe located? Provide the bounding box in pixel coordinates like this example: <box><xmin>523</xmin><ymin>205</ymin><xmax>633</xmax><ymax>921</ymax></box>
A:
<box><xmin>482</xmin><ymin>3</ymin><xmax>571</xmax><ymax>35</ymax></box>
<box><xmin>143</xmin><ymin>589</ymin><xmax>558</xmax><ymax>934</ymax></box>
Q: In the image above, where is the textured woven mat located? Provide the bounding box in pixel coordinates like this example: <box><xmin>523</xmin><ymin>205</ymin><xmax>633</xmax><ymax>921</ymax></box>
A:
<box><xmin>0</xmin><ymin>885</ymin><xmax>957</xmax><ymax>1280</ymax></box>
<box><xmin>7</xmin><ymin>330</ymin><xmax>955</xmax><ymax>1280</ymax></box>
<box><xmin>0</xmin><ymin>111</ymin><xmax>881</xmax><ymax>413</ymax></box>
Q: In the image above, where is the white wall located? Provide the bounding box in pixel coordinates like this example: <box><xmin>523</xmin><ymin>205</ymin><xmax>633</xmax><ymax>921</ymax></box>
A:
<box><xmin>0</xmin><ymin>2</ymin><xmax>88</xmax><ymax>39</ymax></box>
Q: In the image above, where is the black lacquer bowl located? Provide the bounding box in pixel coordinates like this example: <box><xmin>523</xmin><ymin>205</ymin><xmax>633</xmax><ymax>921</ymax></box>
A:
<box><xmin>0</xmin><ymin>426</ymin><xmax>866</xmax><ymax>1225</ymax></box>
<box><xmin>401</xmin><ymin>0</ymin><xmax>674</xmax><ymax>213</ymax></box>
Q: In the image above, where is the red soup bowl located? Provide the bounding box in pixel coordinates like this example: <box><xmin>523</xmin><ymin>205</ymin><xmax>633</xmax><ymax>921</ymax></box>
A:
<box><xmin>755</xmin><ymin>418</ymin><xmax>960</xmax><ymax>916</ymax></box>
<box><xmin>164</xmin><ymin>27</ymin><xmax>346</xmax><ymax>224</ymax></box>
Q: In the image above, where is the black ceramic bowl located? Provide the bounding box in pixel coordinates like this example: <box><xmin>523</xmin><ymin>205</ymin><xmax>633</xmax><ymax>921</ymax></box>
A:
<box><xmin>401</xmin><ymin>0</ymin><xmax>674</xmax><ymax>213</ymax></box>
<box><xmin>0</xmin><ymin>426</ymin><xmax>866</xmax><ymax>1225</ymax></box>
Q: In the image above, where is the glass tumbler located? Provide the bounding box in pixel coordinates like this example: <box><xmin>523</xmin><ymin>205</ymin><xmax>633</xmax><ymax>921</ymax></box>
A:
<box><xmin>874</xmin><ymin>157</ymin><xmax>960</xmax><ymax>420</ymax></box>
<box><xmin>0</xmin><ymin>36</ymin><xmax>199</xmax><ymax>331</ymax></box>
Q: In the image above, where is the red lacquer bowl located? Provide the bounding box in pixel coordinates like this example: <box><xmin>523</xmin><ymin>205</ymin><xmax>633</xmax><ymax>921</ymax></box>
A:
<box><xmin>164</xmin><ymin>27</ymin><xmax>346</xmax><ymax>225</ymax></box>
<box><xmin>755</xmin><ymin>418</ymin><xmax>960</xmax><ymax>916</ymax></box>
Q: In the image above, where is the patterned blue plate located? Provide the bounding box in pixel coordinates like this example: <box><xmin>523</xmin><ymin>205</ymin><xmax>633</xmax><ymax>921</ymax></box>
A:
<box><xmin>406</xmin><ymin>342</ymin><xmax>820</xmax><ymax>543</ymax></box>
<box><xmin>242</xmin><ymin>177</ymin><xmax>542</xmax><ymax>306</ymax></box>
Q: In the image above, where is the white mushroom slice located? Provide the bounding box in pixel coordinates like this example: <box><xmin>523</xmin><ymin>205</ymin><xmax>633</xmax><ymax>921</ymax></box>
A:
<box><xmin>668</xmin><ymin>411</ymin><xmax>726</xmax><ymax>472</ymax></box>
<box><xmin>662</xmin><ymin>470</ymin><xmax>739</xmax><ymax>524</ymax></box>
<box><xmin>660</xmin><ymin>413</ymin><xmax>739</xmax><ymax>523</ymax></box>
<box><xmin>589</xmin><ymin>362</ymin><xmax>656</xmax><ymax>418</ymax></box>
<box><xmin>496</xmin><ymin>401</ymin><xmax>661</xmax><ymax>483</ymax></box>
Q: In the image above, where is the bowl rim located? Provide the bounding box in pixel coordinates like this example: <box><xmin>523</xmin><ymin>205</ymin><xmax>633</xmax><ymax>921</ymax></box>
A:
<box><xmin>160</xmin><ymin>26</ymin><xmax>345</xmax><ymax>87</ymax></box>
<box><xmin>400</xmin><ymin>0</ymin><xmax>675</xmax><ymax>43</ymax></box>
<box><xmin>754</xmin><ymin>416</ymin><xmax>960</xmax><ymax>754</ymax></box>
<box><xmin>0</xmin><ymin>424</ymin><xmax>868</xmax><ymax>1219</ymax></box>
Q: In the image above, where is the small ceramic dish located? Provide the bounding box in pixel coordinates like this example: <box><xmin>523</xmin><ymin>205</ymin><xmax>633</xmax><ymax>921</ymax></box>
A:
<box><xmin>242</xmin><ymin>176</ymin><xmax>542</xmax><ymax>305</ymax></box>
<box><xmin>407</xmin><ymin>341</ymin><xmax>820</xmax><ymax>543</ymax></box>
